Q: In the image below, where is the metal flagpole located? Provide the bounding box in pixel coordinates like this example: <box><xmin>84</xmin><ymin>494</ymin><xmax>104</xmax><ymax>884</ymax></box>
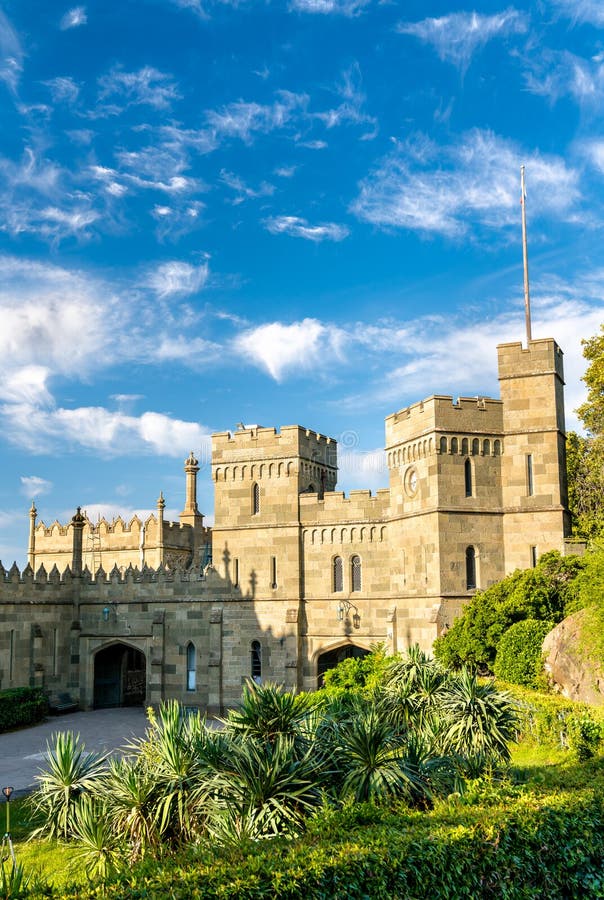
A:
<box><xmin>520</xmin><ymin>165</ymin><xmax>532</xmax><ymax>345</ymax></box>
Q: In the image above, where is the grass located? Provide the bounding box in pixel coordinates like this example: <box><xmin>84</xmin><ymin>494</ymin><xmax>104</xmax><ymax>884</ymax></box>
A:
<box><xmin>3</xmin><ymin>798</ymin><xmax>86</xmax><ymax>891</ymax></box>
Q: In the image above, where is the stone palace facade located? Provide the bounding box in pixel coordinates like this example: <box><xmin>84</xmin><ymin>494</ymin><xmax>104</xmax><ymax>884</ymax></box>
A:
<box><xmin>0</xmin><ymin>338</ymin><xmax>572</xmax><ymax>713</ymax></box>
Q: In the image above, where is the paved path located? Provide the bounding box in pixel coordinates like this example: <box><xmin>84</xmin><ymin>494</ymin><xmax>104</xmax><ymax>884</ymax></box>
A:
<box><xmin>0</xmin><ymin>708</ymin><xmax>149</xmax><ymax>796</ymax></box>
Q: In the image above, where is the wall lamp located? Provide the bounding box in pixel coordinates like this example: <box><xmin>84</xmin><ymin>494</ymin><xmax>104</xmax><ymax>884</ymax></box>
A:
<box><xmin>337</xmin><ymin>599</ymin><xmax>361</xmax><ymax>629</ymax></box>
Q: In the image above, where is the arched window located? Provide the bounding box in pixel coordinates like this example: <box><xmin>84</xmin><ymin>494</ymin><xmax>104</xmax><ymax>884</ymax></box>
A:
<box><xmin>461</xmin><ymin>438</ymin><xmax>469</xmax><ymax>455</ymax></box>
<box><xmin>333</xmin><ymin>556</ymin><xmax>343</xmax><ymax>592</ymax></box>
<box><xmin>472</xmin><ymin>438</ymin><xmax>480</xmax><ymax>456</ymax></box>
<box><xmin>186</xmin><ymin>642</ymin><xmax>196</xmax><ymax>692</ymax></box>
<box><xmin>439</xmin><ymin>436</ymin><xmax>447</xmax><ymax>454</ymax></box>
<box><xmin>351</xmin><ymin>555</ymin><xmax>362</xmax><ymax>592</ymax></box>
<box><xmin>251</xmin><ymin>640</ymin><xmax>262</xmax><ymax>683</ymax></box>
<box><xmin>483</xmin><ymin>439</ymin><xmax>490</xmax><ymax>456</ymax></box>
<box><xmin>451</xmin><ymin>437</ymin><xmax>458</xmax><ymax>454</ymax></box>
<box><xmin>252</xmin><ymin>482</ymin><xmax>260</xmax><ymax>515</ymax></box>
<box><xmin>464</xmin><ymin>458</ymin><xmax>473</xmax><ymax>497</ymax></box>
<box><xmin>494</xmin><ymin>439</ymin><xmax>501</xmax><ymax>456</ymax></box>
<box><xmin>466</xmin><ymin>546</ymin><xmax>476</xmax><ymax>590</ymax></box>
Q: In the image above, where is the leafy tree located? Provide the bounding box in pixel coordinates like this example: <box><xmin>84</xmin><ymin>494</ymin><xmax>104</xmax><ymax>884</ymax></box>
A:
<box><xmin>433</xmin><ymin>551</ymin><xmax>585</xmax><ymax>673</ymax></box>
<box><xmin>493</xmin><ymin>619</ymin><xmax>553</xmax><ymax>688</ymax></box>
<box><xmin>566</xmin><ymin>322</ymin><xmax>604</xmax><ymax>540</ymax></box>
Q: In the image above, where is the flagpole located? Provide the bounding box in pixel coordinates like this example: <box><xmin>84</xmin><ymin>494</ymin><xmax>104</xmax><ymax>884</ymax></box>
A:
<box><xmin>520</xmin><ymin>165</ymin><xmax>532</xmax><ymax>345</ymax></box>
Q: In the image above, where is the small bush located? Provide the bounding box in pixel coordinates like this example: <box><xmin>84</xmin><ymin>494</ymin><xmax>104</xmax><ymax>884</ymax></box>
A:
<box><xmin>566</xmin><ymin>711</ymin><xmax>602</xmax><ymax>761</ymax></box>
<box><xmin>0</xmin><ymin>687</ymin><xmax>47</xmax><ymax>733</ymax></box>
<box><xmin>493</xmin><ymin>619</ymin><xmax>553</xmax><ymax>688</ymax></box>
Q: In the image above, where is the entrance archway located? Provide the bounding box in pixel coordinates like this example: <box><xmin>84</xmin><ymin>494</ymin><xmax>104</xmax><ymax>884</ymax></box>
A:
<box><xmin>93</xmin><ymin>643</ymin><xmax>146</xmax><ymax>709</ymax></box>
<box><xmin>317</xmin><ymin>643</ymin><xmax>370</xmax><ymax>688</ymax></box>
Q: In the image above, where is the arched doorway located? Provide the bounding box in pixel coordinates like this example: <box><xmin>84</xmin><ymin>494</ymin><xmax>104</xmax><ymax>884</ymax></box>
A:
<box><xmin>93</xmin><ymin>643</ymin><xmax>146</xmax><ymax>709</ymax></box>
<box><xmin>317</xmin><ymin>644</ymin><xmax>370</xmax><ymax>688</ymax></box>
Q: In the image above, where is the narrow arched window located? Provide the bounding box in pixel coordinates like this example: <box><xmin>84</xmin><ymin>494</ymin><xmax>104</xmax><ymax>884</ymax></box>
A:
<box><xmin>186</xmin><ymin>642</ymin><xmax>196</xmax><ymax>692</ymax></box>
<box><xmin>464</xmin><ymin>458</ymin><xmax>472</xmax><ymax>497</ymax></box>
<box><xmin>466</xmin><ymin>546</ymin><xmax>476</xmax><ymax>590</ymax></box>
<box><xmin>450</xmin><ymin>437</ymin><xmax>458</xmax><ymax>454</ymax></box>
<box><xmin>472</xmin><ymin>438</ymin><xmax>480</xmax><ymax>456</ymax></box>
<box><xmin>461</xmin><ymin>438</ymin><xmax>469</xmax><ymax>455</ymax></box>
<box><xmin>351</xmin><ymin>555</ymin><xmax>362</xmax><ymax>592</ymax></box>
<box><xmin>333</xmin><ymin>556</ymin><xmax>343</xmax><ymax>592</ymax></box>
<box><xmin>252</xmin><ymin>482</ymin><xmax>260</xmax><ymax>515</ymax></box>
<box><xmin>439</xmin><ymin>436</ymin><xmax>447</xmax><ymax>454</ymax></box>
<box><xmin>526</xmin><ymin>454</ymin><xmax>534</xmax><ymax>496</ymax></box>
<box><xmin>494</xmin><ymin>439</ymin><xmax>501</xmax><ymax>456</ymax></box>
<box><xmin>251</xmin><ymin>640</ymin><xmax>262</xmax><ymax>683</ymax></box>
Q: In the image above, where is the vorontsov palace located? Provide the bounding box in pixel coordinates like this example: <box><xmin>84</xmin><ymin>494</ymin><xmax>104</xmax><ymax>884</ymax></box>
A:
<box><xmin>0</xmin><ymin>338</ymin><xmax>572</xmax><ymax>712</ymax></box>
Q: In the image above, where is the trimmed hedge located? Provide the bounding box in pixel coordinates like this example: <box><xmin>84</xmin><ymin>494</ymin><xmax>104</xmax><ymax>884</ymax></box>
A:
<box><xmin>0</xmin><ymin>686</ymin><xmax>48</xmax><ymax>733</ymax></box>
<box><xmin>493</xmin><ymin>619</ymin><xmax>553</xmax><ymax>687</ymax></box>
<box><xmin>28</xmin><ymin>787</ymin><xmax>604</xmax><ymax>899</ymax></box>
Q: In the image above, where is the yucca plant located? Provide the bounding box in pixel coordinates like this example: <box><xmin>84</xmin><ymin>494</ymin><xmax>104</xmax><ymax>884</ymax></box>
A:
<box><xmin>69</xmin><ymin>795</ymin><xmax>121</xmax><ymax>881</ymax></box>
<box><xmin>335</xmin><ymin>701</ymin><xmax>423</xmax><ymax>804</ymax></box>
<box><xmin>439</xmin><ymin>668</ymin><xmax>519</xmax><ymax>776</ymax></box>
<box><xmin>225</xmin><ymin>681</ymin><xmax>325</xmax><ymax>748</ymax></box>
<box><xmin>103</xmin><ymin>758</ymin><xmax>160</xmax><ymax>862</ymax></box>
<box><xmin>142</xmin><ymin>700</ymin><xmax>205</xmax><ymax>842</ymax></box>
<box><xmin>0</xmin><ymin>858</ymin><xmax>29</xmax><ymax>900</ymax></box>
<box><xmin>29</xmin><ymin>732</ymin><xmax>108</xmax><ymax>840</ymax></box>
<box><xmin>204</xmin><ymin>733</ymin><xmax>326</xmax><ymax>842</ymax></box>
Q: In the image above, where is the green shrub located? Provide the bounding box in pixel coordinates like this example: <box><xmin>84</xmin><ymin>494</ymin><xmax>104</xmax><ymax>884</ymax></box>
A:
<box><xmin>0</xmin><ymin>687</ymin><xmax>47</xmax><ymax>733</ymax></box>
<box><xmin>493</xmin><ymin>619</ymin><xmax>553</xmax><ymax>687</ymax></box>
<box><xmin>566</xmin><ymin>711</ymin><xmax>602</xmax><ymax>761</ymax></box>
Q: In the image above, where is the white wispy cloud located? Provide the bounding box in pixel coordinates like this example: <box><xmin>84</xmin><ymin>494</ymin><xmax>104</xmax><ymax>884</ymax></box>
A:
<box><xmin>205</xmin><ymin>91</ymin><xmax>308</xmax><ymax>143</ymax></box>
<box><xmin>151</xmin><ymin>201</ymin><xmax>205</xmax><ymax>240</ymax></box>
<box><xmin>43</xmin><ymin>76</ymin><xmax>80</xmax><ymax>104</ymax></box>
<box><xmin>397</xmin><ymin>9</ymin><xmax>527</xmax><ymax>71</ymax></box>
<box><xmin>351</xmin><ymin>129</ymin><xmax>580</xmax><ymax>237</ymax></box>
<box><xmin>234</xmin><ymin>318</ymin><xmax>345</xmax><ymax>381</ymax></box>
<box><xmin>314</xmin><ymin>63</ymin><xmax>377</xmax><ymax>134</ymax></box>
<box><xmin>290</xmin><ymin>0</ymin><xmax>371</xmax><ymax>15</ymax></box>
<box><xmin>90</xmin><ymin>163</ymin><xmax>198</xmax><ymax>197</ymax></box>
<box><xmin>581</xmin><ymin>139</ymin><xmax>604</xmax><ymax>173</ymax></box>
<box><xmin>97</xmin><ymin>66</ymin><xmax>181</xmax><ymax>111</ymax></box>
<box><xmin>265</xmin><ymin>215</ymin><xmax>349</xmax><ymax>241</ymax></box>
<box><xmin>0</xmin><ymin>9</ymin><xmax>23</xmax><ymax>93</ymax></box>
<box><xmin>524</xmin><ymin>49</ymin><xmax>604</xmax><ymax>107</ymax></box>
<box><xmin>147</xmin><ymin>260</ymin><xmax>210</xmax><ymax>297</ymax></box>
<box><xmin>220</xmin><ymin>170</ymin><xmax>275</xmax><ymax>203</ymax></box>
<box><xmin>20</xmin><ymin>476</ymin><xmax>53</xmax><ymax>497</ymax></box>
<box><xmin>60</xmin><ymin>6</ymin><xmax>87</xmax><ymax>29</ymax></box>
<box><xmin>4</xmin><ymin>403</ymin><xmax>213</xmax><ymax>458</ymax></box>
<box><xmin>550</xmin><ymin>0</ymin><xmax>604</xmax><ymax>26</ymax></box>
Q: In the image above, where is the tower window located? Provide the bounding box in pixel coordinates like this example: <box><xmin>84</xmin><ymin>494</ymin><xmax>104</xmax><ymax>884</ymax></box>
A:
<box><xmin>464</xmin><ymin>458</ymin><xmax>473</xmax><ymax>498</ymax></box>
<box><xmin>466</xmin><ymin>546</ymin><xmax>477</xmax><ymax>590</ymax></box>
<box><xmin>472</xmin><ymin>438</ymin><xmax>480</xmax><ymax>456</ymax></box>
<box><xmin>530</xmin><ymin>545</ymin><xmax>538</xmax><ymax>567</ymax></box>
<box><xmin>333</xmin><ymin>556</ymin><xmax>343</xmax><ymax>592</ymax></box>
<box><xmin>451</xmin><ymin>437</ymin><xmax>458</xmax><ymax>454</ymax></box>
<box><xmin>252</xmin><ymin>482</ymin><xmax>260</xmax><ymax>515</ymax></box>
<box><xmin>526</xmin><ymin>454</ymin><xmax>534</xmax><ymax>496</ymax></box>
<box><xmin>483</xmin><ymin>439</ymin><xmax>490</xmax><ymax>456</ymax></box>
<box><xmin>351</xmin><ymin>555</ymin><xmax>362</xmax><ymax>592</ymax></box>
<box><xmin>251</xmin><ymin>640</ymin><xmax>262</xmax><ymax>683</ymax></box>
<box><xmin>461</xmin><ymin>438</ymin><xmax>469</xmax><ymax>455</ymax></box>
<box><xmin>186</xmin><ymin>642</ymin><xmax>196</xmax><ymax>692</ymax></box>
<box><xmin>439</xmin><ymin>436</ymin><xmax>447</xmax><ymax>454</ymax></box>
<box><xmin>233</xmin><ymin>557</ymin><xmax>239</xmax><ymax>588</ymax></box>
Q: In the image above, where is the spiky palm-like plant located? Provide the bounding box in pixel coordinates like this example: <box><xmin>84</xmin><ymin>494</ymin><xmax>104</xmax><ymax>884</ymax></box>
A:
<box><xmin>335</xmin><ymin>702</ymin><xmax>423</xmax><ymax>804</ymax></box>
<box><xmin>29</xmin><ymin>732</ymin><xmax>108</xmax><ymax>840</ymax></box>
<box><xmin>103</xmin><ymin>758</ymin><xmax>160</xmax><ymax>862</ymax></box>
<box><xmin>439</xmin><ymin>668</ymin><xmax>519</xmax><ymax>776</ymax></box>
<box><xmin>69</xmin><ymin>795</ymin><xmax>121</xmax><ymax>881</ymax></box>
<box><xmin>225</xmin><ymin>681</ymin><xmax>325</xmax><ymax>747</ymax></box>
<box><xmin>204</xmin><ymin>733</ymin><xmax>326</xmax><ymax>843</ymax></box>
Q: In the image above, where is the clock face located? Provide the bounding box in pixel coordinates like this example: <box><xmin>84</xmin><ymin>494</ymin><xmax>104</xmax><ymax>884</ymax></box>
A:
<box><xmin>404</xmin><ymin>466</ymin><xmax>419</xmax><ymax>498</ymax></box>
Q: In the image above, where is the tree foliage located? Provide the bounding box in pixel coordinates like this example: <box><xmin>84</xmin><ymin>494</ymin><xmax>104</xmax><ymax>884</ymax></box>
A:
<box><xmin>433</xmin><ymin>551</ymin><xmax>585</xmax><ymax>673</ymax></box>
<box><xmin>567</xmin><ymin>322</ymin><xmax>604</xmax><ymax>540</ymax></box>
<box><xmin>493</xmin><ymin>619</ymin><xmax>553</xmax><ymax>688</ymax></box>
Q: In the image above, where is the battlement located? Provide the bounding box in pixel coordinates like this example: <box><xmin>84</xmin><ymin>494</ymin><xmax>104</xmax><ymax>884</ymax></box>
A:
<box><xmin>497</xmin><ymin>338</ymin><xmax>564</xmax><ymax>382</ymax></box>
<box><xmin>212</xmin><ymin>425</ymin><xmax>337</xmax><ymax>468</ymax></box>
<box><xmin>300</xmin><ymin>487</ymin><xmax>390</xmax><ymax>524</ymax></box>
<box><xmin>0</xmin><ymin>560</ymin><xmax>208</xmax><ymax>590</ymax></box>
<box><xmin>385</xmin><ymin>395</ymin><xmax>503</xmax><ymax>448</ymax></box>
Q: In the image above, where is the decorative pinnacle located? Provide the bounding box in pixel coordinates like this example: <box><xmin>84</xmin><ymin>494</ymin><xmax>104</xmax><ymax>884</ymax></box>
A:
<box><xmin>71</xmin><ymin>506</ymin><xmax>86</xmax><ymax>526</ymax></box>
<box><xmin>185</xmin><ymin>451</ymin><xmax>199</xmax><ymax>470</ymax></box>
<box><xmin>29</xmin><ymin>500</ymin><xmax>37</xmax><ymax>517</ymax></box>
<box><xmin>157</xmin><ymin>491</ymin><xmax>165</xmax><ymax>510</ymax></box>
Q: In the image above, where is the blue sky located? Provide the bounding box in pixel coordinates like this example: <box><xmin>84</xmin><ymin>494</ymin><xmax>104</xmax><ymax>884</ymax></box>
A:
<box><xmin>1</xmin><ymin>0</ymin><xmax>603</xmax><ymax>566</ymax></box>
